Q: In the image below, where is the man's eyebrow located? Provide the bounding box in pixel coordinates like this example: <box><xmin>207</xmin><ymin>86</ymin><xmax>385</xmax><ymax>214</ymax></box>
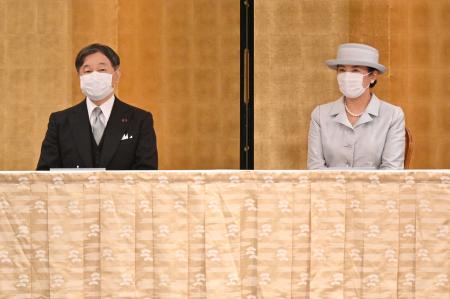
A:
<box><xmin>82</xmin><ymin>62</ymin><xmax>108</xmax><ymax>67</ymax></box>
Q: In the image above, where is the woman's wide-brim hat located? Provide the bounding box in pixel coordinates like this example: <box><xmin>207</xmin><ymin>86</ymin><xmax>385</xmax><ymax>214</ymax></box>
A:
<box><xmin>326</xmin><ymin>43</ymin><xmax>386</xmax><ymax>74</ymax></box>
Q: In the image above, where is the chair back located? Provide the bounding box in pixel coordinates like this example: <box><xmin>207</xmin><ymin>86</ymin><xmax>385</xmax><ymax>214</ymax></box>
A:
<box><xmin>404</xmin><ymin>127</ymin><xmax>413</xmax><ymax>169</ymax></box>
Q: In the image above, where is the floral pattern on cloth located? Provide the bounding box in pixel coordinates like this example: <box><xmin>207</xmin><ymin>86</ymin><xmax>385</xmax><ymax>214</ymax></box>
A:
<box><xmin>0</xmin><ymin>170</ymin><xmax>448</xmax><ymax>298</ymax></box>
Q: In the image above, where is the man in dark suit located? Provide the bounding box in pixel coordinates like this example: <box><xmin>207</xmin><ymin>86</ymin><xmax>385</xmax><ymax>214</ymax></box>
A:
<box><xmin>37</xmin><ymin>43</ymin><xmax>158</xmax><ymax>170</ymax></box>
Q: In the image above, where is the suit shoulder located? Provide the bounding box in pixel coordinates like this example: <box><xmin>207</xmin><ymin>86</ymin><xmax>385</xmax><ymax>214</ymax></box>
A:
<box><xmin>318</xmin><ymin>99</ymin><xmax>340</xmax><ymax>111</ymax></box>
<box><xmin>117</xmin><ymin>99</ymin><xmax>153</xmax><ymax>117</ymax></box>
<box><xmin>311</xmin><ymin>98</ymin><xmax>341</xmax><ymax>118</ymax></box>
<box><xmin>48</xmin><ymin>101</ymin><xmax>85</xmax><ymax>120</ymax></box>
<box><xmin>378</xmin><ymin>98</ymin><xmax>404</xmax><ymax>119</ymax></box>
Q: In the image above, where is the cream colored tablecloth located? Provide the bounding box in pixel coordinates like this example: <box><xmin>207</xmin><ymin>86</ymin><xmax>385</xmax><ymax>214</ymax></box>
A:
<box><xmin>0</xmin><ymin>171</ymin><xmax>449</xmax><ymax>299</ymax></box>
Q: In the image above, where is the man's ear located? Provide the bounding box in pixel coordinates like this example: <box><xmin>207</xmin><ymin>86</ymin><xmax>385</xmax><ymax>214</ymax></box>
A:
<box><xmin>113</xmin><ymin>68</ymin><xmax>121</xmax><ymax>87</ymax></box>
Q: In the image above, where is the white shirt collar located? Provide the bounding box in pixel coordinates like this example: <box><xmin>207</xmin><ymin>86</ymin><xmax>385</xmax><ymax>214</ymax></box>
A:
<box><xmin>86</xmin><ymin>94</ymin><xmax>115</xmax><ymax>125</ymax></box>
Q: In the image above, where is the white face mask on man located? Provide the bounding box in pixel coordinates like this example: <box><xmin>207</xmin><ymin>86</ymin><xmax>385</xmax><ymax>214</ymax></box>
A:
<box><xmin>80</xmin><ymin>71</ymin><xmax>114</xmax><ymax>101</ymax></box>
<box><xmin>337</xmin><ymin>72</ymin><xmax>373</xmax><ymax>99</ymax></box>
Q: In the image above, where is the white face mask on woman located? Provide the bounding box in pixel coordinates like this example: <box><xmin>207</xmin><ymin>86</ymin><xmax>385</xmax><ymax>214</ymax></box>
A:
<box><xmin>337</xmin><ymin>72</ymin><xmax>373</xmax><ymax>99</ymax></box>
<box><xmin>80</xmin><ymin>71</ymin><xmax>114</xmax><ymax>101</ymax></box>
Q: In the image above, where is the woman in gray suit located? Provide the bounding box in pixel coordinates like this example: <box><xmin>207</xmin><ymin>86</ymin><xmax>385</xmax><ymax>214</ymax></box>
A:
<box><xmin>307</xmin><ymin>43</ymin><xmax>405</xmax><ymax>169</ymax></box>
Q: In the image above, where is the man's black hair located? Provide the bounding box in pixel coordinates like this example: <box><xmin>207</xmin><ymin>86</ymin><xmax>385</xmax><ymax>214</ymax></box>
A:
<box><xmin>75</xmin><ymin>43</ymin><xmax>120</xmax><ymax>72</ymax></box>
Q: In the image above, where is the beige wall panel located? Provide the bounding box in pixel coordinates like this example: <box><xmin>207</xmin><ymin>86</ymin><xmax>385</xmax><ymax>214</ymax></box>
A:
<box><xmin>0</xmin><ymin>0</ymin><xmax>239</xmax><ymax>170</ymax></box>
<box><xmin>71</xmin><ymin>0</ymin><xmax>119</xmax><ymax>104</ymax></box>
<box><xmin>5</xmin><ymin>0</ymin><xmax>445</xmax><ymax>170</ymax></box>
<box><xmin>0</xmin><ymin>0</ymin><xmax>4</xmax><ymax>167</ymax></box>
<box><xmin>348</xmin><ymin>0</ymin><xmax>450</xmax><ymax>168</ymax></box>
<box><xmin>0</xmin><ymin>0</ymin><xmax>72</xmax><ymax>170</ymax></box>
<box><xmin>348</xmin><ymin>0</ymin><xmax>391</xmax><ymax>104</ymax></box>
<box><xmin>0</xmin><ymin>69</ymin><xmax>4</xmax><ymax>168</ymax></box>
<box><xmin>255</xmin><ymin>0</ymin><xmax>449</xmax><ymax>169</ymax></box>
<box><xmin>255</xmin><ymin>0</ymin><xmax>350</xmax><ymax>169</ymax></box>
<box><xmin>402</xmin><ymin>0</ymin><xmax>450</xmax><ymax>168</ymax></box>
<box><xmin>117</xmin><ymin>0</ymin><xmax>240</xmax><ymax>169</ymax></box>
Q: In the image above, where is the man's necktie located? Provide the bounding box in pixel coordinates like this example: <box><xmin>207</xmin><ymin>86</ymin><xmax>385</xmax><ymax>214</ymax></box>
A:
<box><xmin>92</xmin><ymin>107</ymin><xmax>105</xmax><ymax>145</ymax></box>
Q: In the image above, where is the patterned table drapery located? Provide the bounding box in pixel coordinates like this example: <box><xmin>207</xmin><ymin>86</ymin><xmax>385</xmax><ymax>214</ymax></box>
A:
<box><xmin>0</xmin><ymin>171</ymin><xmax>449</xmax><ymax>299</ymax></box>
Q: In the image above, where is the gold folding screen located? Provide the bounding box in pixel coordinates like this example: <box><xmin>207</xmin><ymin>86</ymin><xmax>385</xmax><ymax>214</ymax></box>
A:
<box><xmin>0</xmin><ymin>0</ymin><xmax>240</xmax><ymax>170</ymax></box>
<box><xmin>255</xmin><ymin>0</ymin><xmax>450</xmax><ymax>169</ymax></box>
<box><xmin>0</xmin><ymin>0</ymin><xmax>73</xmax><ymax>170</ymax></box>
<box><xmin>0</xmin><ymin>0</ymin><xmax>448</xmax><ymax>170</ymax></box>
<box><xmin>255</xmin><ymin>0</ymin><xmax>350</xmax><ymax>169</ymax></box>
<box><xmin>117</xmin><ymin>1</ymin><xmax>240</xmax><ymax>169</ymax></box>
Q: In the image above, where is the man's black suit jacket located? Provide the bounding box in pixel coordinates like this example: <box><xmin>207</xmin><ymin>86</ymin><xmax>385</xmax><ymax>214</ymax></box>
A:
<box><xmin>36</xmin><ymin>97</ymin><xmax>158</xmax><ymax>170</ymax></box>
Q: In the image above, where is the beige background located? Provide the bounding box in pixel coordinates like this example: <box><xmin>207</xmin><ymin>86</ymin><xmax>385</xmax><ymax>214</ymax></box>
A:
<box><xmin>255</xmin><ymin>0</ymin><xmax>450</xmax><ymax>169</ymax></box>
<box><xmin>0</xmin><ymin>0</ymin><xmax>448</xmax><ymax>170</ymax></box>
<box><xmin>0</xmin><ymin>0</ymin><xmax>240</xmax><ymax>170</ymax></box>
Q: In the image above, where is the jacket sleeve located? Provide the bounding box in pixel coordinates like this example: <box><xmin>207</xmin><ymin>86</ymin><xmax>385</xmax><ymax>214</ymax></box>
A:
<box><xmin>307</xmin><ymin>106</ymin><xmax>327</xmax><ymax>169</ymax></box>
<box><xmin>380</xmin><ymin>107</ymin><xmax>405</xmax><ymax>169</ymax></box>
<box><xmin>36</xmin><ymin>113</ymin><xmax>62</xmax><ymax>170</ymax></box>
<box><xmin>132</xmin><ymin>112</ymin><xmax>158</xmax><ymax>170</ymax></box>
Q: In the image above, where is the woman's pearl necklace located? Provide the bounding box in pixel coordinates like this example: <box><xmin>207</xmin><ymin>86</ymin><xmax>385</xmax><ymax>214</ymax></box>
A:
<box><xmin>344</xmin><ymin>101</ymin><xmax>364</xmax><ymax>117</ymax></box>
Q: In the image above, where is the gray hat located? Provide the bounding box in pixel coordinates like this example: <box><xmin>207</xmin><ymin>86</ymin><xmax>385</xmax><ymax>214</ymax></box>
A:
<box><xmin>326</xmin><ymin>43</ymin><xmax>386</xmax><ymax>74</ymax></box>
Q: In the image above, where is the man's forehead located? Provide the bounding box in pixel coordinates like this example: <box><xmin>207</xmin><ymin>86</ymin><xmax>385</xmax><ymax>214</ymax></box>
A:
<box><xmin>82</xmin><ymin>53</ymin><xmax>111</xmax><ymax>66</ymax></box>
